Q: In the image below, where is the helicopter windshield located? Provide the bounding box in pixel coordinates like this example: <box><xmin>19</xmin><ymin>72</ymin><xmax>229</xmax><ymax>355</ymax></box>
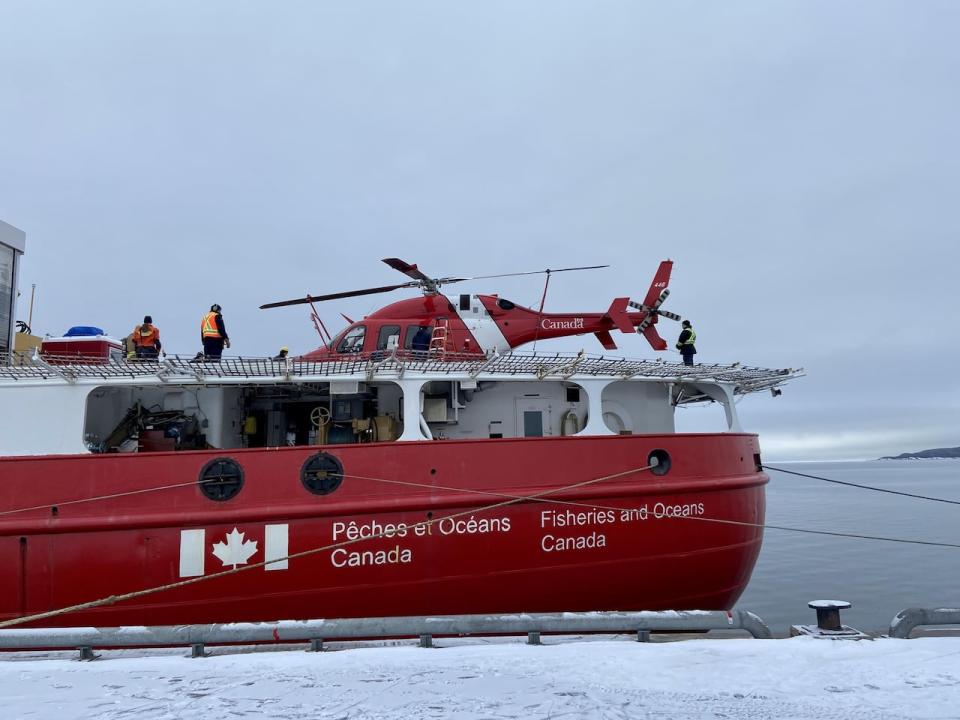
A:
<box><xmin>336</xmin><ymin>325</ymin><xmax>366</xmax><ymax>353</ymax></box>
<box><xmin>326</xmin><ymin>329</ymin><xmax>344</xmax><ymax>350</ymax></box>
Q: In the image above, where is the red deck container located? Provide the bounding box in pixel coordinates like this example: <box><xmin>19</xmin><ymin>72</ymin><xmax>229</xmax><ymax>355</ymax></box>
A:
<box><xmin>40</xmin><ymin>335</ymin><xmax>124</xmax><ymax>364</ymax></box>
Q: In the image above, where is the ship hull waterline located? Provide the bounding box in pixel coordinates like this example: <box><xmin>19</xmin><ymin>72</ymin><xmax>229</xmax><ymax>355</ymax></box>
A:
<box><xmin>0</xmin><ymin>433</ymin><xmax>766</xmax><ymax>628</ymax></box>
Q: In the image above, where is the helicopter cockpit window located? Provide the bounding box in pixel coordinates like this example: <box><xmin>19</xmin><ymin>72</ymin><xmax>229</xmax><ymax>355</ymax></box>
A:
<box><xmin>496</xmin><ymin>298</ymin><xmax>516</xmax><ymax>311</ymax></box>
<box><xmin>377</xmin><ymin>325</ymin><xmax>401</xmax><ymax>351</ymax></box>
<box><xmin>337</xmin><ymin>325</ymin><xmax>367</xmax><ymax>353</ymax></box>
<box><xmin>404</xmin><ymin>324</ymin><xmax>433</xmax><ymax>351</ymax></box>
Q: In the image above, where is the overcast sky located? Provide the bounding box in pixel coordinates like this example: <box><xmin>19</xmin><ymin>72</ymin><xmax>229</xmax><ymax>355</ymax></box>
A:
<box><xmin>1</xmin><ymin>1</ymin><xmax>956</xmax><ymax>461</ymax></box>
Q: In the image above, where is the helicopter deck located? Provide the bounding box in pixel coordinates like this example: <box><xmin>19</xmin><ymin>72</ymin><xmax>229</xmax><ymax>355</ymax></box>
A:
<box><xmin>0</xmin><ymin>349</ymin><xmax>802</xmax><ymax>400</ymax></box>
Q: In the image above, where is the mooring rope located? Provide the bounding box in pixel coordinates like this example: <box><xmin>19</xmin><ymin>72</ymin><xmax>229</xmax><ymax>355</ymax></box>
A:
<box><xmin>5</xmin><ymin>458</ymin><xmax>958</xmax><ymax>630</ymax></box>
<box><xmin>0</xmin><ymin>463</ymin><xmax>655</xmax><ymax>629</ymax></box>
<box><xmin>5</xmin><ymin>460</ymin><xmax>956</xmax><ymax>521</ymax></box>
<box><xmin>340</xmin><ymin>471</ymin><xmax>960</xmax><ymax>549</ymax></box>
<box><xmin>763</xmin><ymin>464</ymin><xmax>960</xmax><ymax>506</ymax></box>
<box><xmin>649</xmin><ymin>512</ymin><xmax>960</xmax><ymax>548</ymax></box>
<box><xmin>0</xmin><ymin>479</ymin><xmax>210</xmax><ymax>517</ymax></box>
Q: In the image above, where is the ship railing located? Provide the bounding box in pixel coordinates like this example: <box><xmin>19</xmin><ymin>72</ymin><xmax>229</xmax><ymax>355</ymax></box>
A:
<box><xmin>1</xmin><ymin>348</ymin><xmax>803</xmax><ymax>395</ymax></box>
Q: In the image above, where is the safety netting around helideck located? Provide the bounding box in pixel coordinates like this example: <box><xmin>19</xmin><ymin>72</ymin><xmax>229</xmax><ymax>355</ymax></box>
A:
<box><xmin>0</xmin><ymin>348</ymin><xmax>803</xmax><ymax>401</ymax></box>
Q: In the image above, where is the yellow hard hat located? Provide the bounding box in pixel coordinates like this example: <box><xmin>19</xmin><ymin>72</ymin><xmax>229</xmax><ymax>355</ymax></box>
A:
<box><xmin>281</xmin><ymin>346</ymin><xmax>289</xmax><ymax>352</ymax></box>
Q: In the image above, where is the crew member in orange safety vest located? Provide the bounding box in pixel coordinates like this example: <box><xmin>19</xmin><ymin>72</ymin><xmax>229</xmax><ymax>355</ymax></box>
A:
<box><xmin>132</xmin><ymin>315</ymin><xmax>162</xmax><ymax>360</ymax></box>
<box><xmin>201</xmin><ymin>304</ymin><xmax>230</xmax><ymax>360</ymax></box>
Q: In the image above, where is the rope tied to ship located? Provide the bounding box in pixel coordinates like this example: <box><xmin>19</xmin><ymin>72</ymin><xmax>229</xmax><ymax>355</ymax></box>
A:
<box><xmin>4</xmin><ymin>461</ymin><xmax>960</xmax><ymax>630</ymax></box>
<box><xmin>6</xmin><ymin>461</ymin><xmax>958</xmax><ymax>520</ymax></box>
<box><xmin>0</xmin><ymin>478</ymin><xmax>215</xmax><ymax>517</ymax></box>
<box><xmin>0</xmin><ymin>462</ymin><xmax>657</xmax><ymax>629</ymax></box>
<box><xmin>763</xmin><ymin>464</ymin><xmax>960</xmax><ymax>506</ymax></box>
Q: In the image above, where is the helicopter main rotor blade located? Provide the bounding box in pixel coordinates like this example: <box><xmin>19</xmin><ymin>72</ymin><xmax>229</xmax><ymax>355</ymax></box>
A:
<box><xmin>261</xmin><ymin>262</ymin><xmax>609</xmax><ymax>309</ymax></box>
<box><xmin>452</xmin><ymin>264</ymin><xmax>609</xmax><ymax>283</ymax></box>
<box><xmin>382</xmin><ymin>258</ymin><xmax>433</xmax><ymax>283</ymax></box>
<box><xmin>382</xmin><ymin>258</ymin><xmax>441</xmax><ymax>292</ymax></box>
<box><xmin>260</xmin><ymin>282</ymin><xmax>419</xmax><ymax>309</ymax></box>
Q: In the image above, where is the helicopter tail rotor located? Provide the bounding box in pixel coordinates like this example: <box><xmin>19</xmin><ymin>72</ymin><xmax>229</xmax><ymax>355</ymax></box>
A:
<box><xmin>627</xmin><ymin>260</ymin><xmax>682</xmax><ymax>351</ymax></box>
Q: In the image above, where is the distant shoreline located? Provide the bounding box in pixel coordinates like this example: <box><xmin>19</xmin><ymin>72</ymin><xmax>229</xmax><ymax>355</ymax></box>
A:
<box><xmin>878</xmin><ymin>446</ymin><xmax>960</xmax><ymax>461</ymax></box>
<box><xmin>767</xmin><ymin>456</ymin><xmax>960</xmax><ymax>464</ymax></box>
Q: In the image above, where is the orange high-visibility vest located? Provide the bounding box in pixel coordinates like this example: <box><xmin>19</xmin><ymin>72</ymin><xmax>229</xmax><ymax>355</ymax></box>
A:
<box><xmin>132</xmin><ymin>324</ymin><xmax>160</xmax><ymax>347</ymax></box>
<box><xmin>201</xmin><ymin>312</ymin><xmax>222</xmax><ymax>339</ymax></box>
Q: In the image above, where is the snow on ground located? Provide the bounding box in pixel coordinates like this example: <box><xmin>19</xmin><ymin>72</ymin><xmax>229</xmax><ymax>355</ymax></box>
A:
<box><xmin>2</xmin><ymin>635</ymin><xmax>960</xmax><ymax>720</ymax></box>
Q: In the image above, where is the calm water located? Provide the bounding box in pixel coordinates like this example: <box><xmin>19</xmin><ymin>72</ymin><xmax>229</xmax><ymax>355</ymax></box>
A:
<box><xmin>733</xmin><ymin>459</ymin><xmax>960</xmax><ymax>634</ymax></box>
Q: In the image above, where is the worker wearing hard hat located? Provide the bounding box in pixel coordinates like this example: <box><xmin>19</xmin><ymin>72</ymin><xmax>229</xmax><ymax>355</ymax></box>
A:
<box><xmin>676</xmin><ymin>320</ymin><xmax>697</xmax><ymax>366</ymax></box>
<box><xmin>132</xmin><ymin>315</ymin><xmax>162</xmax><ymax>360</ymax></box>
<box><xmin>273</xmin><ymin>346</ymin><xmax>289</xmax><ymax>360</ymax></box>
<box><xmin>201</xmin><ymin>304</ymin><xmax>230</xmax><ymax>361</ymax></box>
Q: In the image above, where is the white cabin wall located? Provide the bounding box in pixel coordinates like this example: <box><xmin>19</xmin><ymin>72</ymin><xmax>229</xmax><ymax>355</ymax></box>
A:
<box><xmin>150</xmin><ymin>385</ymin><xmax>244</xmax><ymax>448</ymax></box>
<box><xmin>224</xmin><ymin>387</ymin><xmax>246</xmax><ymax>448</ymax></box>
<box><xmin>85</xmin><ymin>385</ymin><xmax>135</xmax><ymax>447</ymax></box>
<box><xmin>203</xmin><ymin>386</ymin><xmax>244</xmax><ymax>448</ymax></box>
<box><xmin>601</xmin><ymin>381</ymin><xmax>675</xmax><ymax>434</ymax></box>
<box><xmin>84</xmin><ymin>385</ymin><xmax>244</xmax><ymax>451</ymax></box>
<box><xmin>442</xmin><ymin>381</ymin><xmax>587</xmax><ymax>439</ymax></box>
<box><xmin>376</xmin><ymin>384</ymin><xmax>403</xmax><ymax>425</ymax></box>
<box><xmin>0</xmin><ymin>384</ymin><xmax>92</xmax><ymax>455</ymax></box>
<box><xmin>0</xmin><ymin>376</ymin><xmax>679</xmax><ymax>457</ymax></box>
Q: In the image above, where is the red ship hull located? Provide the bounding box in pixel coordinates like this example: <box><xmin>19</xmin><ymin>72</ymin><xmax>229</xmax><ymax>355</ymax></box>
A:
<box><xmin>0</xmin><ymin>434</ymin><xmax>766</xmax><ymax>628</ymax></box>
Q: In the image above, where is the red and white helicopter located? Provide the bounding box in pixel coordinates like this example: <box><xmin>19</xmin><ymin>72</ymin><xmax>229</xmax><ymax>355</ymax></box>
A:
<box><xmin>261</xmin><ymin>259</ymin><xmax>681</xmax><ymax>360</ymax></box>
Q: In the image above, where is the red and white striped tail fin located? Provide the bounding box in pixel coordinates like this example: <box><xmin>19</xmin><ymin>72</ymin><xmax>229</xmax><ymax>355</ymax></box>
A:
<box><xmin>632</xmin><ymin>261</ymin><xmax>680</xmax><ymax>351</ymax></box>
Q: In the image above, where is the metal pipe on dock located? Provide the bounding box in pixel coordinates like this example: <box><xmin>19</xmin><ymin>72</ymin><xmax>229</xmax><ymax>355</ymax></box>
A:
<box><xmin>889</xmin><ymin>608</ymin><xmax>960</xmax><ymax>639</ymax></box>
<box><xmin>0</xmin><ymin>609</ymin><xmax>772</xmax><ymax>652</ymax></box>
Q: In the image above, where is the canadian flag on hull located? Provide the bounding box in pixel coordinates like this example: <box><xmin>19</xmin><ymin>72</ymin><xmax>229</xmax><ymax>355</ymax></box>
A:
<box><xmin>179</xmin><ymin>524</ymin><xmax>289</xmax><ymax>577</ymax></box>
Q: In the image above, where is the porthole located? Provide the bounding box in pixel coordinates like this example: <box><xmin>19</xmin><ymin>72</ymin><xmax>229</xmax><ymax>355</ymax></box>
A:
<box><xmin>496</xmin><ymin>298</ymin><xmax>516</xmax><ymax>311</ymax></box>
<box><xmin>648</xmin><ymin>449</ymin><xmax>671</xmax><ymax>476</ymax></box>
<box><xmin>301</xmin><ymin>452</ymin><xmax>344</xmax><ymax>495</ymax></box>
<box><xmin>199</xmin><ymin>457</ymin><xmax>244</xmax><ymax>501</ymax></box>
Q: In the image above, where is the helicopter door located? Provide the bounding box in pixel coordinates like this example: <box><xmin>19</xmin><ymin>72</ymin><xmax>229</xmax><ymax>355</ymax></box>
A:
<box><xmin>515</xmin><ymin>399</ymin><xmax>552</xmax><ymax>438</ymax></box>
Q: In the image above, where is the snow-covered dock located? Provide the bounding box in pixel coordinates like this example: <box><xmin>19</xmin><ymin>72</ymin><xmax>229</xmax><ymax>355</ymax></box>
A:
<box><xmin>3</xmin><ymin>635</ymin><xmax>958</xmax><ymax>719</ymax></box>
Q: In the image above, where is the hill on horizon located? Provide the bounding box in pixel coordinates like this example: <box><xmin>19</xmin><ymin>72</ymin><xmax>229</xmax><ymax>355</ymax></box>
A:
<box><xmin>880</xmin><ymin>446</ymin><xmax>960</xmax><ymax>460</ymax></box>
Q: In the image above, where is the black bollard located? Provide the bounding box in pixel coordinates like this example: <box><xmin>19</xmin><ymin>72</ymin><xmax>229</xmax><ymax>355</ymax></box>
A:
<box><xmin>791</xmin><ymin>599</ymin><xmax>866</xmax><ymax>639</ymax></box>
<box><xmin>809</xmin><ymin>600</ymin><xmax>851</xmax><ymax>631</ymax></box>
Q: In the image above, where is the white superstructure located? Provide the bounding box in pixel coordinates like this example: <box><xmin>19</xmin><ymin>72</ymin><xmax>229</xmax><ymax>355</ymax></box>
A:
<box><xmin>0</xmin><ymin>350</ymin><xmax>802</xmax><ymax>457</ymax></box>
